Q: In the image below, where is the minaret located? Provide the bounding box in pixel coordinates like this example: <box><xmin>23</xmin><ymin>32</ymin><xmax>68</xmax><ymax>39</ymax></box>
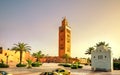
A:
<box><xmin>0</xmin><ymin>47</ymin><xmax>3</xmax><ymax>54</ymax></box>
<box><xmin>59</xmin><ymin>17</ymin><xmax>71</xmax><ymax>57</ymax></box>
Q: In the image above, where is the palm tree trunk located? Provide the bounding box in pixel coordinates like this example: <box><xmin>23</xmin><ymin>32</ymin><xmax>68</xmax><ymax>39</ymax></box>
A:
<box><xmin>66</xmin><ymin>58</ymin><xmax>67</xmax><ymax>63</ymax></box>
<box><xmin>37</xmin><ymin>57</ymin><xmax>39</xmax><ymax>62</ymax></box>
<box><xmin>6</xmin><ymin>56</ymin><xmax>9</xmax><ymax>64</ymax></box>
<box><xmin>20</xmin><ymin>51</ymin><xmax>23</xmax><ymax>64</ymax></box>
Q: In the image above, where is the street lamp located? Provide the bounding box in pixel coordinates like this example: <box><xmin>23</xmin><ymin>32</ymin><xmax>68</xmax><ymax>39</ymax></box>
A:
<box><xmin>5</xmin><ymin>53</ymin><xmax>9</xmax><ymax>64</ymax></box>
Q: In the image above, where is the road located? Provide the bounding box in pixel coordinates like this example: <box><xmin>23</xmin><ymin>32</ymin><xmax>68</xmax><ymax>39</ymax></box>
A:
<box><xmin>0</xmin><ymin>63</ymin><xmax>120</xmax><ymax>75</ymax></box>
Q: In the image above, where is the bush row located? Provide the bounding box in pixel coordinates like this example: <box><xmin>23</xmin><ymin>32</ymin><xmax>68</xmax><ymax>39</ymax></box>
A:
<box><xmin>0</xmin><ymin>62</ymin><xmax>42</xmax><ymax>68</ymax></box>
<box><xmin>58</xmin><ymin>63</ymin><xmax>83</xmax><ymax>69</ymax></box>
<box><xmin>16</xmin><ymin>62</ymin><xmax>42</xmax><ymax>67</ymax></box>
<box><xmin>0</xmin><ymin>63</ymin><xmax>9</xmax><ymax>68</ymax></box>
<box><xmin>113</xmin><ymin>62</ymin><xmax>120</xmax><ymax>70</ymax></box>
<box><xmin>16</xmin><ymin>63</ymin><xmax>26</xmax><ymax>67</ymax></box>
<box><xmin>32</xmin><ymin>62</ymin><xmax>42</xmax><ymax>67</ymax></box>
<box><xmin>71</xmin><ymin>64</ymin><xmax>83</xmax><ymax>69</ymax></box>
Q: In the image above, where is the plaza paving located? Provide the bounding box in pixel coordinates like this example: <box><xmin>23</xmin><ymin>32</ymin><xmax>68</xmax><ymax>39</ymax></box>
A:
<box><xmin>0</xmin><ymin>63</ymin><xmax>120</xmax><ymax>75</ymax></box>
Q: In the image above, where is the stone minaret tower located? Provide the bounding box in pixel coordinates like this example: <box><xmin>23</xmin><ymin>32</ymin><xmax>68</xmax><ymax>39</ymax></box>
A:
<box><xmin>59</xmin><ymin>17</ymin><xmax>71</xmax><ymax>57</ymax></box>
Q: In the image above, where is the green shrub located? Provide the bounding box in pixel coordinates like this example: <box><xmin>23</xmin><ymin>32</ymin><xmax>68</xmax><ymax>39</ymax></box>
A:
<box><xmin>71</xmin><ymin>64</ymin><xmax>78</xmax><ymax>69</ymax></box>
<box><xmin>63</xmin><ymin>63</ymin><xmax>71</xmax><ymax>67</ymax></box>
<box><xmin>16</xmin><ymin>63</ymin><xmax>26</xmax><ymax>67</ymax></box>
<box><xmin>32</xmin><ymin>62</ymin><xmax>42</xmax><ymax>67</ymax></box>
<box><xmin>78</xmin><ymin>65</ymin><xmax>83</xmax><ymax>68</ymax></box>
<box><xmin>0</xmin><ymin>63</ymin><xmax>9</xmax><ymax>68</ymax></box>
<box><xmin>71</xmin><ymin>62</ymin><xmax>81</xmax><ymax>69</ymax></box>
<box><xmin>113</xmin><ymin>62</ymin><xmax>120</xmax><ymax>70</ymax></box>
<box><xmin>26</xmin><ymin>59</ymin><xmax>32</xmax><ymax>69</ymax></box>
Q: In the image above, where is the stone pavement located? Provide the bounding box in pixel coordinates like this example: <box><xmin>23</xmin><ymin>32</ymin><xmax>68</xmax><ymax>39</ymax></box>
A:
<box><xmin>0</xmin><ymin>63</ymin><xmax>120</xmax><ymax>75</ymax></box>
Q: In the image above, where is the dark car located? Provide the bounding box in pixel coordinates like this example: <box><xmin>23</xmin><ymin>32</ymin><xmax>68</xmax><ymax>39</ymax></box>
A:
<box><xmin>0</xmin><ymin>71</ymin><xmax>12</xmax><ymax>75</ymax></box>
<box><xmin>40</xmin><ymin>72</ymin><xmax>58</xmax><ymax>75</ymax></box>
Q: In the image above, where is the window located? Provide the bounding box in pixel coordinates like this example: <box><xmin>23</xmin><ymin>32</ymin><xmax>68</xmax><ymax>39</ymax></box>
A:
<box><xmin>67</xmin><ymin>47</ymin><xmax>70</xmax><ymax>52</ymax></box>
<box><xmin>67</xmin><ymin>40</ymin><xmax>70</xmax><ymax>43</ymax></box>
<box><xmin>61</xmin><ymin>38</ymin><xmax>63</xmax><ymax>40</ymax></box>
<box><xmin>105</xmin><ymin>56</ymin><xmax>107</xmax><ymax>58</ymax></box>
<box><xmin>67</xmin><ymin>38</ymin><xmax>70</xmax><ymax>43</ymax></box>
<box><xmin>60</xmin><ymin>47</ymin><xmax>64</xmax><ymax>49</ymax></box>
<box><xmin>98</xmin><ymin>55</ymin><xmax>103</xmax><ymax>59</ymax></box>
<box><xmin>0</xmin><ymin>47</ymin><xmax>2</xmax><ymax>54</ymax></box>
<box><xmin>67</xmin><ymin>29</ymin><xmax>70</xmax><ymax>33</ymax></box>
<box><xmin>67</xmin><ymin>34</ymin><xmax>70</xmax><ymax>37</ymax></box>
<box><xmin>67</xmin><ymin>49</ymin><xmax>70</xmax><ymax>52</ymax></box>
<box><xmin>55</xmin><ymin>69</ymin><xmax>59</xmax><ymax>72</ymax></box>
<box><xmin>0</xmin><ymin>50</ymin><xmax>2</xmax><ymax>54</ymax></box>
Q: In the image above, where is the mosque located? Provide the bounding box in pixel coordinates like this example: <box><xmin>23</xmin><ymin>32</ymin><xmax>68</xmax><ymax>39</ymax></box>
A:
<box><xmin>0</xmin><ymin>18</ymin><xmax>87</xmax><ymax>65</ymax></box>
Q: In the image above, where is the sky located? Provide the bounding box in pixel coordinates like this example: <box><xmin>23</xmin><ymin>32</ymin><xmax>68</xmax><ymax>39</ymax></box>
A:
<box><xmin>0</xmin><ymin>0</ymin><xmax>120</xmax><ymax>58</ymax></box>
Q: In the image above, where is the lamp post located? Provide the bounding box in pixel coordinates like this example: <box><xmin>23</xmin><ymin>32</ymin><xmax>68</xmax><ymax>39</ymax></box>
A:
<box><xmin>5</xmin><ymin>53</ymin><xmax>9</xmax><ymax>64</ymax></box>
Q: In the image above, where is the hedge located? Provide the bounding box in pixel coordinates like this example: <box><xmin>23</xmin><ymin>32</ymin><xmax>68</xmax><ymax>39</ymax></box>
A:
<box><xmin>114</xmin><ymin>62</ymin><xmax>120</xmax><ymax>70</ymax></box>
<box><xmin>32</xmin><ymin>62</ymin><xmax>42</xmax><ymax>67</ymax></box>
<box><xmin>16</xmin><ymin>63</ymin><xmax>26</xmax><ymax>67</ymax></box>
<box><xmin>71</xmin><ymin>64</ymin><xmax>78</xmax><ymax>69</ymax></box>
<box><xmin>0</xmin><ymin>63</ymin><xmax>9</xmax><ymax>68</ymax></box>
<box><xmin>62</xmin><ymin>63</ymin><xmax>71</xmax><ymax>67</ymax></box>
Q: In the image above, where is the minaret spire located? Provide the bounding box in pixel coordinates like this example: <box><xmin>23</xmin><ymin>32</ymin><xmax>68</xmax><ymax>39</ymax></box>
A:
<box><xmin>62</xmin><ymin>17</ymin><xmax>68</xmax><ymax>26</ymax></box>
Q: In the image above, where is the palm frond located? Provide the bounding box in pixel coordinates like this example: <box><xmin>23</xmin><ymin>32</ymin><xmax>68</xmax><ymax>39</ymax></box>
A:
<box><xmin>85</xmin><ymin>47</ymin><xmax>94</xmax><ymax>55</ymax></box>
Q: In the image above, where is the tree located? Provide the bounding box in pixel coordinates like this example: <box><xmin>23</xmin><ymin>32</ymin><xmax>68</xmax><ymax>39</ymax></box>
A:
<box><xmin>11</xmin><ymin>42</ymin><xmax>31</xmax><ymax>64</ymax></box>
<box><xmin>95</xmin><ymin>41</ymin><xmax>111</xmax><ymax>49</ymax></box>
<box><xmin>118</xmin><ymin>57</ymin><xmax>120</xmax><ymax>61</ymax></box>
<box><xmin>4</xmin><ymin>53</ymin><xmax>9</xmax><ymax>64</ymax></box>
<box><xmin>26</xmin><ymin>59</ymin><xmax>32</xmax><ymax>69</ymax></box>
<box><xmin>85</xmin><ymin>47</ymin><xmax>94</xmax><ymax>55</ymax></box>
<box><xmin>87</xmin><ymin>58</ymin><xmax>91</xmax><ymax>64</ymax></box>
<box><xmin>32</xmin><ymin>51</ymin><xmax>44</xmax><ymax>62</ymax></box>
<box><xmin>63</xmin><ymin>54</ymin><xmax>70</xmax><ymax>63</ymax></box>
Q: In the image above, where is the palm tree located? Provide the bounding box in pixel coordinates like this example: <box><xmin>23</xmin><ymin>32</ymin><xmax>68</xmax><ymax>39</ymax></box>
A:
<box><xmin>11</xmin><ymin>42</ymin><xmax>31</xmax><ymax>64</ymax></box>
<box><xmin>95</xmin><ymin>41</ymin><xmax>111</xmax><ymax>49</ymax></box>
<box><xmin>32</xmin><ymin>51</ymin><xmax>44</xmax><ymax>62</ymax></box>
<box><xmin>85</xmin><ymin>47</ymin><xmax>94</xmax><ymax>55</ymax></box>
<box><xmin>63</xmin><ymin>54</ymin><xmax>70</xmax><ymax>63</ymax></box>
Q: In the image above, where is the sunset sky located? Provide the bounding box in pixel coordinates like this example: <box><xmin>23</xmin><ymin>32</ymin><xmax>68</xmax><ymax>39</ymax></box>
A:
<box><xmin>0</xmin><ymin>0</ymin><xmax>120</xmax><ymax>58</ymax></box>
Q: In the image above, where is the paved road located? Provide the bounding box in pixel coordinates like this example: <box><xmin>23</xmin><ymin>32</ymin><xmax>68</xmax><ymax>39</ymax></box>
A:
<box><xmin>0</xmin><ymin>63</ymin><xmax>120</xmax><ymax>75</ymax></box>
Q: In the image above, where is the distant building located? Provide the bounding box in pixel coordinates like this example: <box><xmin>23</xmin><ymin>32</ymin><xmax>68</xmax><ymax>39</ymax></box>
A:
<box><xmin>0</xmin><ymin>47</ymin><xmax>30</xmax><ymax>65</ymax></box>
<box><xmin>59</xmin><ymin>17</ymin><xmax>71</xmax><ymax>57</ymax></box>
<box><xmin>79</xmin><ymin>58</ymin><xmax>88</xmax><ymax>64</ymax></box>
<box><xmin>91</xmin><ymin>45</ymin><xmax>113</xmax><ymax>72</ymax></box>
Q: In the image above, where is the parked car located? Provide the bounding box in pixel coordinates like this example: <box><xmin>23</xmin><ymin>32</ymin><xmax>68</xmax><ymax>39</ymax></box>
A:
<box><xmin>40</xmin><ymin>72</ymin><xmax>58</xmax><ymax>75</ymax></box>
<box><xmin>53</xmin><ymin>68</ymin><xmax>71</xmax><ymax>75</ymax></box>
<box><xmin>0</xmin><ymin>71</ymin><xmax>12</xmax><ymax>75</ymax></box>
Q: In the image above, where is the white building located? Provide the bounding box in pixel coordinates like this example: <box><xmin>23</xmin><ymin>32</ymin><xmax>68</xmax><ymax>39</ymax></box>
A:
<box><xmin>91</xmin><ymin>45</ymin><xmax>113</xmax><ymax>71</ymax></box>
